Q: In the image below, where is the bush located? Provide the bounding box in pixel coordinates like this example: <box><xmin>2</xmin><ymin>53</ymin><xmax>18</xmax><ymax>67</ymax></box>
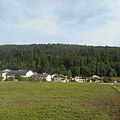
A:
<box><xmin>42</xmin><ymin>78</ymin><xmax>46</xmax><ymax>82</ymax></box>
<box><xmin>15</xmin><ymin>73</ymin><xmax>22</xmax><ymax>81</ymax></box>
<box><xmin>103</xmin><ymin>77</ymin><xmax>112</xmax><ymax>83</ymax></box>
<box><xmin>0</xmin><ymin>76</ymin><xmax>3</xmax><ymax>81</ymax></box>
<box><xmin>5</xmin><ymin>77</ymin><xmax>14</xmax><ymax>81</ymax></box>
<box><xmin>19</xmin><ymin>77</ymin><xmax>28</xmax><ymax>81</ymax></box>
<box><xmin>27</xmin><ymin>76</ymin><xmax>36</xmax><ymax>82</ymax></box>
<box><xmin>18</xmin><ymin>77</ymin><xmax>35</xmax><ymax>81</ymax></box>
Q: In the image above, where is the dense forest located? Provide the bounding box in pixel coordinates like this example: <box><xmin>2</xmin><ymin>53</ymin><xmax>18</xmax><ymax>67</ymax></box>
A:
<box><xmin>0</xmin><ymin>44</ymin><xmax>120</xmax><ymax>77</ymax></box>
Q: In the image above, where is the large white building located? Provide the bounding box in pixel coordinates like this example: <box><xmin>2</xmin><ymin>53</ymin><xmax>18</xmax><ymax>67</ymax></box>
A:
<box><xmin>0</xmin><ymin>69</ymin><xmax>34</xmax><ymax>81</ymax></box>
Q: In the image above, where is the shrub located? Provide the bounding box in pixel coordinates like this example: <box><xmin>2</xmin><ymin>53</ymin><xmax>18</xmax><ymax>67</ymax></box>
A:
<box><xmin>103</xmin><ymin>77</ymin><xmax>112</xmax><ymax>83</ymax></box>
<box><xmin>5</xmin><ymin>77</ymin><xmax>14</xmax><ymax>81</ymax></box>
<box><xmin>0</xmin><ymin>76</ymin><xmax>3</xmax><ymax>81</ymax></box>
<box><xmin>15</xmin><ymin>73</ymin><xmax>21</xmax><ymax>81</ymax></box>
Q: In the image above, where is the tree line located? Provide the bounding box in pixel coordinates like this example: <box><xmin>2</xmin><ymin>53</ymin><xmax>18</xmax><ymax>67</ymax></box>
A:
<box><xmin>0</xmin><ymin>44</ymin><xmax>120</xmax><ymax>77</ymax></box>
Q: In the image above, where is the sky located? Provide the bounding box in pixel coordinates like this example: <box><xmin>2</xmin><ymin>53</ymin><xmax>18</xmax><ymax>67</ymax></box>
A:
<box><xmin>0</xmin><ymin>0</ymin><xmax>120</xmax><ymax>46</ymax></box>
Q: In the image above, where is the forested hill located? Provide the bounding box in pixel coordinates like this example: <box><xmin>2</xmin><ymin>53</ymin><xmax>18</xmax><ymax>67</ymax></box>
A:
<box><xmin>0</xmin><ymin>44</ymin><xmax>120</xmax><ymax>77</ymax></box>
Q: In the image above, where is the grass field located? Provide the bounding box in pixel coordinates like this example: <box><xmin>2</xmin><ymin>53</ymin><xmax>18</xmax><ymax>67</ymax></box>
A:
<box><xmin>0</xmin><ymin>82</ymin><xmax>119</xmax><ymax>120</ymax></box>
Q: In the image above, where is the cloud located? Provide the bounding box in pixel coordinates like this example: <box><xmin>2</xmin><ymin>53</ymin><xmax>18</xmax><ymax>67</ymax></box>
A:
<box><xmin>0</xmin><ymin>0</ymin><xmax>120</xmax><ymax>46</ymax></box>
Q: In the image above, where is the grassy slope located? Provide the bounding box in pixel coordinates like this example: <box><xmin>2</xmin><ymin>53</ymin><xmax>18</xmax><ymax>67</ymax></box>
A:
<box><xmin>0</xmin><ymin>82</ymin><xmax>119</xmax><ymax>120</ymax></box>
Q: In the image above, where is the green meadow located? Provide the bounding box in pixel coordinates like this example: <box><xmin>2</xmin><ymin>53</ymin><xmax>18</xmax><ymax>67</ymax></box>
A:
<box><xmin>0</xmin><ymin>82</ymin><xmax>119</xmax><ymax>120</ymax></box>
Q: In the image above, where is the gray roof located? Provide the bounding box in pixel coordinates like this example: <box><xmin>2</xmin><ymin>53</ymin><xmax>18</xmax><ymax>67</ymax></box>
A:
<box><xmin>7</xmin><ymin>70</ymin><xmax>29</xmax><ymax>76</ymax></box>
<box><xmin>0</xmin><ymin>71</ymin><xmax>6</xmax><ymax>74</ymax></box>
<box><xmin>7</xmin><ymin>70</ymin><xmax>18</xmax><ymax>76</ymax></box>
<box><xmin>18</xmin><ymin>70</ymin><xmax>29</xmax><ymax>76</ymax></box>
<box><xmin>38</xmin><ymin>74</ymin><xmax>48</xmax><ymax>78</ymax></box>
<box><xmin>53</xmin><ymin>74</ymin><xmax>67</xmax><ymax>78</ymax></box>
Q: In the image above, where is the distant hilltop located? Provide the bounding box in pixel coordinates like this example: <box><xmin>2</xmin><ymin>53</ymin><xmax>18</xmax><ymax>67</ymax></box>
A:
<box><xmin>0</xmin><ymin>43</ymin><xmax>118</xmax><ymax>47</ymax></box>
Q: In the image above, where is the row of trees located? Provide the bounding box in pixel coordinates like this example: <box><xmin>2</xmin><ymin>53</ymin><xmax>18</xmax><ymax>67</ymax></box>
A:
<box><xmin>0</xmin><ymin>44</ymin><xmax>120</xmax><ymax>77</ymax></box>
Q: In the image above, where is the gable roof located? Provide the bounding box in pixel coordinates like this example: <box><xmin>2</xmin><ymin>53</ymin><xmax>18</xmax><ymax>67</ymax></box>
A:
<box><xmin>0</xmin><ymin>71</ymin><xmax>6</xmax><ymax>74</ymax></box>
<box><xmin>7</xmin><ymin>70</ymin><xmax>30</xmax><ymax>76</ymax></box>
<box><xmin>53</xmin><ymin>74</ymin><xmax>67</xmax><ymax>78</ymax></box>
<box><xmin>38</xmin><ymin>73</ymin><xmax>49</xmax><ymax>78</ymax></box>
<box><xmin>18</xmin><ymin>70</ymin><xmax>30</xmax><ymax>76</ymax></box>
<box><xmin>7</xmin><ymin>70</ymin><xmax>18</xmax><ymax>76</ymax></box>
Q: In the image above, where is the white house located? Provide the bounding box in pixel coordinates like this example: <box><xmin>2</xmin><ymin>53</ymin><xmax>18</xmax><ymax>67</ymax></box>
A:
<box><xmin>35</xmin><ymin>73</ymin><xmax>52</xmax><ymax>82</ymax></box>
<box><xmin>46</xmin><ymin>75</ymin><xmax>52</xmax><ymax>82</ymax></box>
<box><xmin>92</xmin><ymin>75</ymin><xmax>99</xmax><ymax>79</ymax></box>
<box><xmin>20</xmin><ymin>70</ymin><xmax>34</xmax><ymax>77</ymax></box>
<box><xmin>52</xmin><ymin>74</ymin><xmax>68</xmax><ymax>82</ymax></box>
<box><xmin>74</xmin><ymin>76</ymin><xmax>85</xmax><ymax>83</ymax></box>
<box><xmin>0</xmin><ymin>70</ymin><xmax>34</xmax><ymax>81</ymax></box>
<box><xmin>7</xmin><ymin>70</ymin><xmax>34</xmax><ymax>78</ymax></box>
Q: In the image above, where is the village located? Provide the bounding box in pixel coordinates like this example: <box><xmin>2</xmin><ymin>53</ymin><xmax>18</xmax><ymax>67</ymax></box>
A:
<box><xmin>0</xmin><ymin>69</ymin><xmax>120</xmax><ymax>83</ymax></box>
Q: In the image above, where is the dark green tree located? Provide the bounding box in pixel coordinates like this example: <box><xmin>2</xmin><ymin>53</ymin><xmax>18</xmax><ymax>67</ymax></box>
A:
<box><xmin>15</xmin><ymin>73</ymin><xmax>21</xmax><ymax>81</ymax></box>
<box><xmin>67</xmin><ymin>69</ymin><xmax>72</xmax><ymax>80</ymax></box>
<box><xmin>71</xmin><ymin>66</ymin><xmax>80</xmax><ymax>77</ymax></box>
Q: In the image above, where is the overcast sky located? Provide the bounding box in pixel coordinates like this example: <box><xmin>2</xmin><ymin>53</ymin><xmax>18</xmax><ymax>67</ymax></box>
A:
<box><xmin>0</xmin><ymin>0</ymin><xmax>120</xmax><ymax>46</ymax></box>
